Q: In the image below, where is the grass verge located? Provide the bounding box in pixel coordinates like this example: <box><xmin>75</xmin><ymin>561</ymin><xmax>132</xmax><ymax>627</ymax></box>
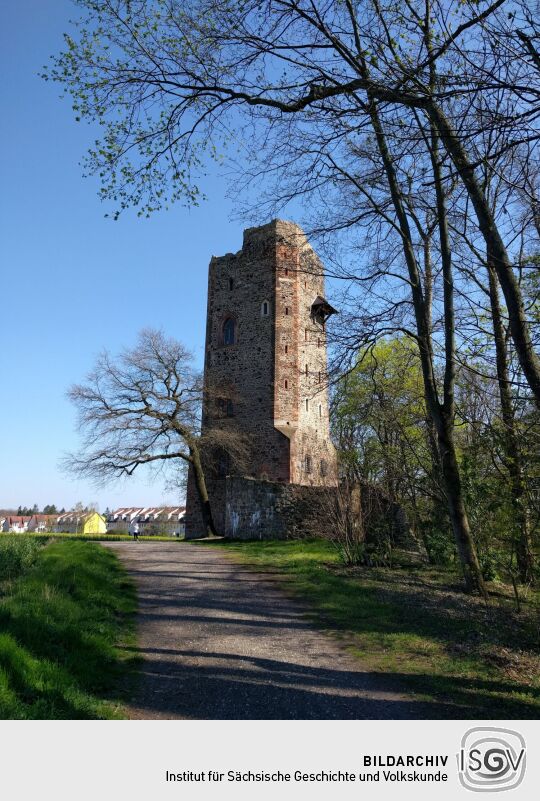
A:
<box><xmin>15</xmin><ymin>532</ymin><xmax>182</xmax><ymax>543</ymax></box>
<box><xmin>0</xmin><ymin>540</ymin><xmax>137</xmax><ymax>719</ymax></box>
<box><xmin>203</xmin><ymin>539</ymin><xmax>540</xmax><ymax>718</ymax></box>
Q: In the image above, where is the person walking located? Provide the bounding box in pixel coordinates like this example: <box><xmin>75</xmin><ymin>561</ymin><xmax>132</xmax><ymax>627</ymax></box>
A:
<box><xmin>131</xmin><ymin>521</ymin><xmax>140</xmax><ymax>541</ymax></box>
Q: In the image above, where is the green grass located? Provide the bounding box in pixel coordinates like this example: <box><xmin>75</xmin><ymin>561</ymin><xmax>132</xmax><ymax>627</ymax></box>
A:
<box><xmin>0</xmin><ymin>539</ymin><xmax>137</xmax><ymax>719</ymax></box>
<box><xmin>0</xmin><ymin>536</ymin><xmax>43</xmax><ymax>581</ymax></box>
<box><xmin>202</xmin><ymin>539</ymin><xmax>540</xmax><ymax>718</ymax></box>
<box><xmin>16</xmin><ymin>532</ymin><xmax>182</xmax><ymax>543</ymax></box>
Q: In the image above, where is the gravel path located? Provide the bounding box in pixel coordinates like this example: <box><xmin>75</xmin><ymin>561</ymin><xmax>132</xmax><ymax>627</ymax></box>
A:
<box><xmin>105</xmin><ymin>541</ymin><xmax>453</xmax><ymax>719</ymax></box>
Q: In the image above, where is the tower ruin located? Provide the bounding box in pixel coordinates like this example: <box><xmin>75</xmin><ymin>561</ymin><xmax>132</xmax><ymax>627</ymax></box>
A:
<box><xmin>185</xmin><ymin>220</ymin><xmax>338</xmax><ymax>539</ymax></box>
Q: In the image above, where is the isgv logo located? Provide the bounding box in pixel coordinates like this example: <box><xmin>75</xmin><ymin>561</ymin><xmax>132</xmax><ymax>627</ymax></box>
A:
<box><xmin>458</xmin><ymin>727</ymin><xmax>526</xmax><ymax>792</ymax></box>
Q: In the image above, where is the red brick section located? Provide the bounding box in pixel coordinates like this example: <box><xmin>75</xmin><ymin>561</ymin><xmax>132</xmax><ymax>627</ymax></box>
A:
<box><xmin>273</xmin><ymin>238</ymin><xmax>299</xmax><ymax>479</ymax></box>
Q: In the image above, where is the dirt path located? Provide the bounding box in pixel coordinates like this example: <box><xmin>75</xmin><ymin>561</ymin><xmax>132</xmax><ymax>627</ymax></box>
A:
<box><xmin>105</xmin><ymin>541</ymin><xmax>452</xmax><ymax>719</ymax></box>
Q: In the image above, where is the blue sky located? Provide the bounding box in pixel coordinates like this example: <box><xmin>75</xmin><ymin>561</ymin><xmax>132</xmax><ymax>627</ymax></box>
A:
<box><xmin>0</xmin><ymin>1</ymin><xmax>254</xmax><ymax>511</ymax></box>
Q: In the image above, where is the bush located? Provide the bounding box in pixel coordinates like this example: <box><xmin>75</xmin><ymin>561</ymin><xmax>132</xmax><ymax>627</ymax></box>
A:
<box><xmin>317</xmin><ymin>483</ymin><xmax>366</xmax><ymax>565</ymax></box>
<box><xmin>0</xmin><ymin>536</ymin><xmax>43</xmax><ymax>581</ymax></box>
<box><xmin>420</xmin><ymin>523</ymin><xmax>456</xmax><ymax>566</ymax></box>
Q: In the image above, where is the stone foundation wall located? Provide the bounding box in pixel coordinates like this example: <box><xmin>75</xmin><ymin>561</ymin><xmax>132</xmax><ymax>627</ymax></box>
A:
<box><xmin>186</xmin><ymin>471</ymin><xmax>417</xmax><ymax>548</ymax></box>
<box><xmin>224</xmin><ymin>476</ymin><xmax>330</xmax><ymax>539</ymax></box>
<box><xmin>184</xmin><ymin>470</ymin><xmax>228</xmax><ymax>539</ymax></box>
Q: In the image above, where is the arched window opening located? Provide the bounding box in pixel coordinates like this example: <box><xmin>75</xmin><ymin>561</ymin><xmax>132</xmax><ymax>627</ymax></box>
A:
<box><xmin>222</xmin><ymin>317</ymin><xmax>236</xmax><ymax>345</ymax></box>
<box><xmin>305</xmin><ymin>454</ymin><xmax>312</xmax><ymax>474</ymax></box>
<box><xmin>320</xmin><ymin>459</ymin><xmax>327</xmax><ymax>477</ymax></box>
<box><xmin>261</xmin><ymin>300</ymin><xmax>270</xmax><ymax>317</ymax></box>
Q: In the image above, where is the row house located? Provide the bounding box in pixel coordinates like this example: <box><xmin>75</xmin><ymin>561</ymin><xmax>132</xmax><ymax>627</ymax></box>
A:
<box><xmin>55</xmin><ymin>511</ymin><xmax>107</xmax><ymax>535</ymax></box>
<box><xmin>1</xmin><ymin>516</ymin><xmax>31</xmax><ymax>533</ymax></box>
<box><xmin>2</xmin><ymin>515</ymin><xmax>58</xmax><ymax>533</ymax></box>
<box><xmin>107</xmin><ymin>506</ymin><xmax>186</xmax><ymax>536</ymax></box>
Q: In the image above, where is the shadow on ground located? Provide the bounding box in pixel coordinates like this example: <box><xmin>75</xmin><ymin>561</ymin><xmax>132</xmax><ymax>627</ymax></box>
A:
<box><xmin>107</xmin><ymin>543</ymin><xmax>539</xmax><ymax>720</ymax></box>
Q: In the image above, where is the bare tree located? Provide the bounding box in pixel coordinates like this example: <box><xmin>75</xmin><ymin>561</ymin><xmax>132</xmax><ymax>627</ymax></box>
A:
<box><xmin>47</xmin><ymin>0</ymin><xmax>540</xmax><ymax>405</ymax></box>
<box><xmin>317</xmin><ymin>481</ymin><xmax>365</xmax><ymax>566</ymax></box>
<box><xmin>64</xmin><ymin>329</ymin><xmax>247</xmax><ymax>537</ymax></box>
<box><xmin>48</xmin><ymin>1</ymin><xmax>540</xmax><ymax>584</ymax></box>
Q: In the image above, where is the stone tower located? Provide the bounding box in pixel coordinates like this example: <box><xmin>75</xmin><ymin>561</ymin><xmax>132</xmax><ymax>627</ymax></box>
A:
<box><xmin>185</xmin><ymin>220</ymin><xmax>338</xmax><ymax>538</ymax></box>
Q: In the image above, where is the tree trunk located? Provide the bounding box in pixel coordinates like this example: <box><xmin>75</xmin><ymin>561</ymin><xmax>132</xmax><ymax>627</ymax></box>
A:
<box><xmin>189</xmin><ymin>446</ymin><xmax>219</xmax><ymax>537</ymax></box>
<box><xmin>487</xmin><ymin>264</ymin><xmax>535</xmax><ymax>583</ymax></box>
<box><xmin>365</xmin><ymin>92</ymin><xmax>486</xmax><ymax>595</ymax></box>
<box><xmin>434</xmin><ymin>409</ymin><xmax>486</xmax><ymax>594</ymax></box>
<box><xmin>427</xmin><ymin>103</ymin><xmax>540</xmax><ymax>408</ymax></box>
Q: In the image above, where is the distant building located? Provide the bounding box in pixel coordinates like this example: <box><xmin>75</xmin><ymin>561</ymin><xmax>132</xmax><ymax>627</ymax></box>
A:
<box><xmin>27</xmin><ymin>514</ymin><xmax>59</xmax><ymax>532</ymax></box>
<box><xmin>107</xmin><ymin>507</ymin><xmax>185</xmax><ymax>536</ymax></box>
<box><xmin>55</xmin><ymin>511</ymin><xmax>107</xmax><ymax>535</ymax></box>
<box><xmin>1</xmin><ymin>516</ymin><xmax>31</xmax><ymax>533</ymax></box>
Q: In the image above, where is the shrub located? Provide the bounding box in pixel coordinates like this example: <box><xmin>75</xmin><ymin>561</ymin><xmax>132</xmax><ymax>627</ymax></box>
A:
<box><xmin>420</xmin><ymin>523</ymin><xmax>456</xmax><ymax>566</ymax></box>
<box><xmin>0</xmin><ymin>536</ymin><xmax>43</xmax><ymax>581</ymax></box>
<box><xmin>317</xmin><ymin>482</ymin><xmax>366</xmax><ymax>565</ymax></box>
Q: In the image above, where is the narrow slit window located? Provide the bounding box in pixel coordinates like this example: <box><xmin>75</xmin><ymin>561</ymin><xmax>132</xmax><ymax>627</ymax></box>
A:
<box><xmin>305</xmin><ymin>364</ymin><xmax>308</xmax><ymax>376</ymax></box>
<box><xmin>261</xmin><ymin>300</ymin><xmax>270</xmax><ymax>317</ymax></box>
<box><xmin>229</xmin><ymin>277</ymin><xmax>234</xmax><ymax>290</ymax></box>
<box><xmin>223</xmin><ymin>318</ymin><xmax>236</xmax><ymax>345</ymax></box>
<box><xmin>318</xmin><ymin>371</ymin><xmax>321</xmax><ymax>383</ymax></box>
<box><xmin>319</xmin><ymin>404</ymin><xmax>322</xmax><ymax>417</ymax></box>
<box><xmin>284</xmin><ymin>380</ymin><xmax>288</xmax><ymax>389</ymax></box>
<box><xmin>305</xmin><ymin>329</ymin><xmax>308</xmax><ymax>341</ymax></box>
<box><xmin>284</xmin><ymin>344</ymin><xmax>288</xmax><ymax>354</ymax></box>
<box><xmin>305</xmin><ymin>398</ymin><xmax>309</xmax><ymax>411</ymax></box>
<box><xmin>285</xmin><ymin>306</ymin><xmax>289</xmax><ymax>316</ymax></box>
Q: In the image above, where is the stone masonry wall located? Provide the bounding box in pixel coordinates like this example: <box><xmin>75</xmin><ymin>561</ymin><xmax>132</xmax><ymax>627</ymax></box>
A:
<box><xmin>224</xmin><ymin>476</ymin><xmax>331</xmax><ymax>540</ymax></box>
<box><xmin>185</xmin><ymin>220</ymin><xmax>338</xmax><ymax>539</ymax></box>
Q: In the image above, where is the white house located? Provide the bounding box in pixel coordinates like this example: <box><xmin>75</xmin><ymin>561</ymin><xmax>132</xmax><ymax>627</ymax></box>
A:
<box><xmin>1</xmin><ymin>516</ymin><xmax>31</xmax><ymax>533</ymax></box>
<box><xmin>107</xmin><ymin>506</ymin><xmax>186</xmax><ymax>536</ymax></box>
